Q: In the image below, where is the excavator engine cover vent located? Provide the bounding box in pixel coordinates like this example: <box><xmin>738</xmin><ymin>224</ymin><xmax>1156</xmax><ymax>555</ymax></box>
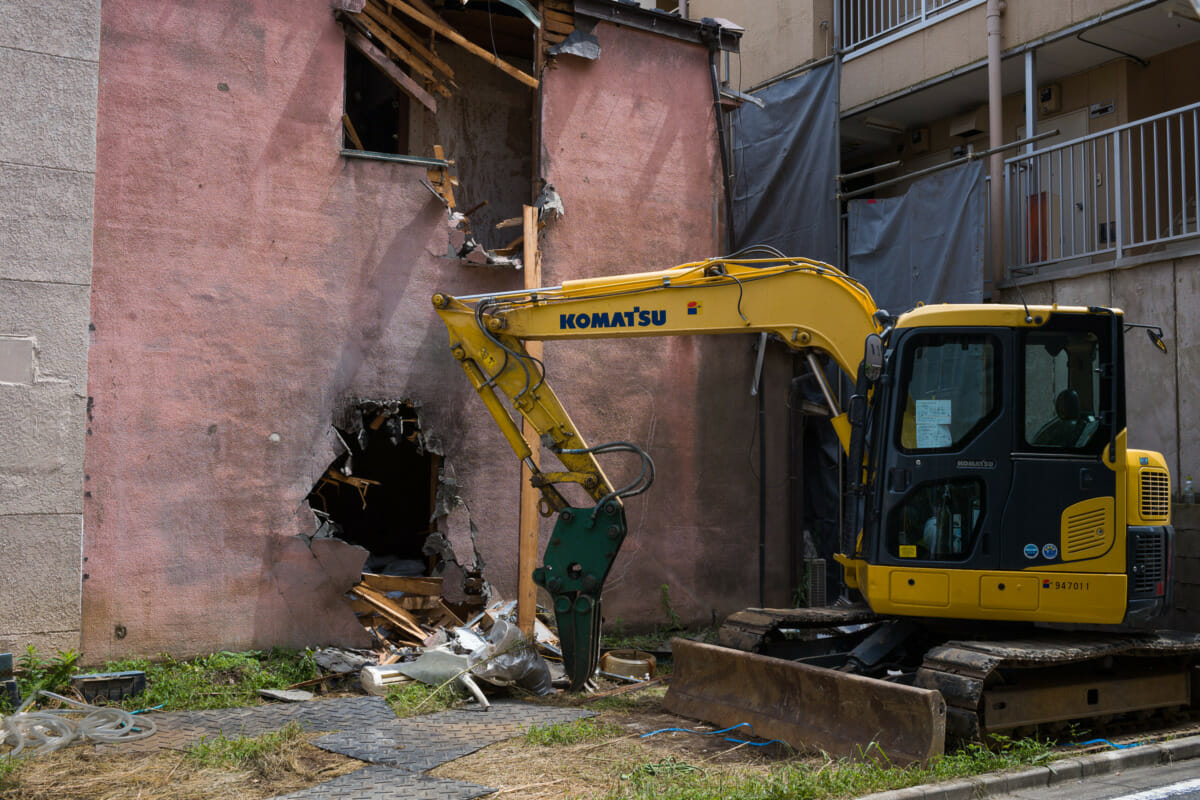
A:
<box><xmin>1132</xmin><ymin>529</ymin><xmax>1168</xmax><ymax>595</ymax></box>
<box><xmin>1139</xmin><ymin>468</ymin><xmax>1170</xmax><ymax>519</ymax></box>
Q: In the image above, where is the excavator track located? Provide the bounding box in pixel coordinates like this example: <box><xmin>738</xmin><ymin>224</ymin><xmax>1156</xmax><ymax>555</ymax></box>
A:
<box><xmin>707</xmin><ymin>607</ymin><xmax>1200</xmax><ymax>745</ymax></box>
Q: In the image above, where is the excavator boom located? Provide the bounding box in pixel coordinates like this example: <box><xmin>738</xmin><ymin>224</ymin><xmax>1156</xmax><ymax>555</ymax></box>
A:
<box><xmin>433</xmin><ymin>256</ymin><xmax>881</xmax><ymax>686</ymax></box>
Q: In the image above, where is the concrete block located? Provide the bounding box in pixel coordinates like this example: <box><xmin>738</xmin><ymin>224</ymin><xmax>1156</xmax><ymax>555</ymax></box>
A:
<box><xmin>0</xmin><ymin>280</ymin><xmax>90</xmax><ymax>392</ymax></box>
<box><xmin>1078</xmin><ymin>749</ymin><xmax>1125</xmax><ymax>777</ymax></box>
<box><xmin>0</xmin><ymin>338</ymin><xmax>34</xmax><ymax>384</ymax></box>
<box><xmin>0</xmin><ymin>47</ymin><xmax>98</xmax><ymax>172</ymax></box>
<box><xmin>920</xmin><ymin>777</ymin><xmax>982</xmax><ymax>800</ymax></box>
<box><xmin>0</xmin><ymin>514</ymin><xmax>82</xmax><ymax>636</ymax></box>
<box><xmin>1052</xmin><ymin>271</ymin><xmax>1111</xmax><ymax>308</ymax></box>
<box><xmin>1177</xmin><ymin>531</ymin><xmax>1200</xmax><ymax>557</ymax></box>
<box><xmin>1162</xmin><ymin>735</ymin><xmax>1200</xmax><ymax>762</ymax></box>
<box><xmin>1046</xmin><ymin>758</ymin><xmax>1083</xmax><ymax>782</ymax></box>
<box><xmin>1001</xmin><ymin>766</ymin><xmax>1051</xmax><ymax>792</ymax></box>
<box><xmin>0</xmin><ymin>382</ymin><xmax>87</xmax><ymax>516</ymax></box>
<box><xmin>0</xmin><ymin>0</ymin><xmax>100</xmax><ymax>61</ymax></box>
<box><xmin>0</xmin><ymin>164</ymin><xmax>96</xmax><ymax>285</ymax></box>
<box><xmin>1175</xmin><ymin>255</ymin><xmax>1200</xmax><ymax>488</ymax></box>
<box><xmin>1115</xmin><ymin>262</ymin><xmax>1177</xmax><ymax>470</ymax></box>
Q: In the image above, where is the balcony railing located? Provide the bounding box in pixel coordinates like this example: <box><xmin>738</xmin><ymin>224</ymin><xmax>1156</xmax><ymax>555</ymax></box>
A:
<box><xmin>1005</xmin><ymin>102</ymin><xmax>1200</xmax><ymax>276</ymax></box>
<box><xmin>841</xmin><ymin>0</ymin><xmax>979</xmax><ymax>54</ymax></box>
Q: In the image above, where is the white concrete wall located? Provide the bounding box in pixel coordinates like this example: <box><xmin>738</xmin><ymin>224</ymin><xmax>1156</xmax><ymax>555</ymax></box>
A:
<box><xmin>0</xmin><ymin>0</ymin><xmax>99</xmax><ymax>656</ymax></box>
<box><xmin>1002</xmin><ymin>252</ymin><xmax>1200</xmax><ymax>499</ymax></box>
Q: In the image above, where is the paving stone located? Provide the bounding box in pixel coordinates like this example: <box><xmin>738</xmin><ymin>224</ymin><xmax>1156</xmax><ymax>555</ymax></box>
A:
<box><xmin>104</xmin><ymin>695</ymin><xmax>396</xmax><ymax>753</ymax></box>
<box><xmin>314</xmin><ymin>699</ymin><xmax>595</xmax><ymax>770</ymax></box>
<box><xmin>268</xmin><ymin>765</ymin><xmax>495</xmax><ymax>800</ymax></box>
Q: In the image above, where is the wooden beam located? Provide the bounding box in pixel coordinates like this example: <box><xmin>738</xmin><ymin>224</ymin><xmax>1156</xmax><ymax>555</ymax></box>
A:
<box><xmin>364</xmin><ymin>0</ymin><xmax>456</xmax><ymax>82</ymax></box>
<box><xmin>350</xmin><ymin>584</ymin><xmax>429</xmax><ymax>641</ymax></box>
<box><xmin>518</xmin><ymin>203</ymin><xmax>543</xmax><ymax>638</ymax></box>
<box><xmin>358</xmin><ymin>14</ymin><xmax>437</xmax><ymax>83</ymax></box>
<box><xmin>360</xmin><ymin>573</ymin><xmax>444</xmax><ymax>595</ymax></box>
<box><xmin>341</xmin><ymin>113</ymin><xmax>365</xmax><ymax>149</ymax></box>
<box><xmin>377</xmin><ymin>0</ymin><xmax>539</xmax><ymax>89</ymax></box>
<box><xmin>343</xmin><ymin>27</ymin><xmax>437</xmax><ymax>113</ymax></box>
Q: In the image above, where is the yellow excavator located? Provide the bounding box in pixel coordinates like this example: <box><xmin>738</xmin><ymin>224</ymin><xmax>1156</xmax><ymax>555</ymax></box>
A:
<box><xmin>432</xmin><ymin>253</ymin><xmax>1197</xmax><ymax>762</ymax></box>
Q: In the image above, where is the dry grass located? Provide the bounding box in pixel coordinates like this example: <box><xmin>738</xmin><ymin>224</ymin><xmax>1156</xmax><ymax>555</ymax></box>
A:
<box><xmin>431</xmin><ymin>689</ymin><xmax>815</xmax><ymax>800</ymax></box>
<box><xmin>0</xmin><ymin>734</ymin><xmax>362</xmax><ymax>800</ymax></box>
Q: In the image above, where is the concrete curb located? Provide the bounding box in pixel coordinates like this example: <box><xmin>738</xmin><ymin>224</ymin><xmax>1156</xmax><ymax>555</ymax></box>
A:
<box><xmin>861</xmin><ymin>735</ymin><xmax>1200</xmax><ymax>800</ymax></box>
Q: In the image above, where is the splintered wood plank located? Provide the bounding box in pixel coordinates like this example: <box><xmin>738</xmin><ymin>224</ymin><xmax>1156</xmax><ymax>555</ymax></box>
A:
<box><xmin>357</xmin><ymin>14</ymin><xmax>451</xmax><ymax>98</ymax></box>
<box><xmin>343</xmin><ymin>27</ymin><xmax>437</xmax><ymax>113</ymax></box>
<box><xmin>341</xmin><ymin>113</ymin><xmax>365</xmax><ymax>149</ymax></box>
<box><xmin>360</xmin><ymin>573</ymin><xmax>444</xmax><ymax>595</ymax></box>
<box><xmin>544</xmin><ymin>8</ymin><xmax>573</xmax><ymax>27</ymax></box>
<box><xmin>350</xmin><ymin>584</ymin><xmax>428</xmax><ymax>640</ymax></box>
<box><xmin>376</xmin><ymin>0</ymin><xmax>539</xmax><ymax>88</ymax></box>
<box><xmin>363</xmin><ymin>0</ymin><xmax>457</xmax><ymax>82</ymax></box>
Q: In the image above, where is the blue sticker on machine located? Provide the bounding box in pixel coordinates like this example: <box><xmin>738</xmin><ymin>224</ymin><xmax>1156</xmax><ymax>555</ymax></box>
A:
<box><xmin>1139</xmin><ymin>456</ymin><xmax>1149</xmax><ymax>465</ymax></box>
<box><xmin>1023</xmin><ymin>543</ymin><xmax>1039</xmax><ymax>559</ymax></box>
<box><xmin>1042</xmin><ymin>543</ymin><xmax>1059</xmax><ymax>559</ymax></box>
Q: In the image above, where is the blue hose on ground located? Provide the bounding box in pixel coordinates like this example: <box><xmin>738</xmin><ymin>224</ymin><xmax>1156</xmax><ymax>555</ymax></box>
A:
<box><xmin>639</xmin><ymin>722</ymin><xmax>782</xmax><ymax>747</ymax></box>
<box><xmin>1072</xmin><ymin>738</ymin><xmax>1140</xmax><ymax>750</ymax></box>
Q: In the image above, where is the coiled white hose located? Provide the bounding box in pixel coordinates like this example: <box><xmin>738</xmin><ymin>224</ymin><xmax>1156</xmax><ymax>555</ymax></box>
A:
<box><xmin>0</xmin><ymin>691</ymin><xmax>156</xmax><ymax>757</ymax></box>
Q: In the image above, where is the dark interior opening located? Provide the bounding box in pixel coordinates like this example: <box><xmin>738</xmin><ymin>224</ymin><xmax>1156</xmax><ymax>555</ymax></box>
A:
<box><xmin>343</xmin><ymin>44</ymin><xmax>409</xmax><ymax>154</ymax></box>
<box><xmin>307</xmin><ymin>402</ymin><xmax>439</xmax><ymax>576</ymax></box>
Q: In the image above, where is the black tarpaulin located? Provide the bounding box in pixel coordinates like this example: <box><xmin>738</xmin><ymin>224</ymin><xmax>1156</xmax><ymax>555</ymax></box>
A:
<box><xmin>847</xmin><ymin>162</ymin><xmax>985</xmax><ymax>316</ymax></box>
<box><xmin>729</xmin><ymin>63</ymin><xmax>838</xmax><ymax>263</ymax></box>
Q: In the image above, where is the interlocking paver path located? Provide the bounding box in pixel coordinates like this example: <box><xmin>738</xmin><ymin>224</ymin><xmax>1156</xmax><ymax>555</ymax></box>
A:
<box><xmin>106</xmin><ymin>694</ymin><xmax>594</xmax><ymax>799</ymax></box>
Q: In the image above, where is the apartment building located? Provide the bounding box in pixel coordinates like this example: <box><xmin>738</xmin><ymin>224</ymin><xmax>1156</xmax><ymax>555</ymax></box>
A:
<box><xmin>690</xmin><ymin>0</ymin><xmax>1200</xmax><ymax>493</ymax></box>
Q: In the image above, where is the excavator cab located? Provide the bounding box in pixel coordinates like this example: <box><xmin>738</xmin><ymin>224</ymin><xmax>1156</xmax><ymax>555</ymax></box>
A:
<box><xmin>850</xmin><ymin>308</ymin><xmax>1172</xmax><ymax>627</ymax></box>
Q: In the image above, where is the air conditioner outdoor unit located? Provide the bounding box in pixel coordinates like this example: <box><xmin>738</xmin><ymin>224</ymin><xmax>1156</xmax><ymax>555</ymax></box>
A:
<box><xmin>950</xmin><ymin>109</ymin><xmax>985</xmax><ymax>138</ymax></box>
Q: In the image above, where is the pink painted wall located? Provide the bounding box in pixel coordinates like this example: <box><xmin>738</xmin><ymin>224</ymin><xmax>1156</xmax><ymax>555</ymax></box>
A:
<box><xmin>84</xmin><ymin>0</ymin><xmax>526</xmax><ymax>660</ymax></box>
<box><xmin>84</xmin><ymin>3</ymin><xmax>780</xmax><ymax>661</ymax></box>
<box><xmin>538</xmin><ymin>22</ymin><xmax>795</xmax><ymax>629</ymax></box>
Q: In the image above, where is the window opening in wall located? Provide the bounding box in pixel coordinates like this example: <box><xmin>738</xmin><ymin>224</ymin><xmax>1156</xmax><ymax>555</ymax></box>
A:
<box><xmin>308</xmin><ymin>402</ymin><xmax>439</xmax><ymax>577</ymax></box>
<box><xmin>334</xmin><ymin>1</ymin><xmax>541</xmax><ymax>250</ymax></box>
<box><xmin>343</xmin><ymin>44</ymin><xmax>409</xmax><ymax>154</ymax></box>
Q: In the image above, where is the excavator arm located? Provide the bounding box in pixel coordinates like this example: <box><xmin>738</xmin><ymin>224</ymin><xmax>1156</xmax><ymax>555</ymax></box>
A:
<box><xmin>432</xmin><ymin>255</ymin><xmax>883</xmax><ymax>688</ymax></box>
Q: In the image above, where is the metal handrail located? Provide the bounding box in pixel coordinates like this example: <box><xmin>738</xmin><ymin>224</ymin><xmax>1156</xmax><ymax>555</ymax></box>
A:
<box><xmin>1005</xmin><ymin>101</ymin><xmax>1200</xmax><ymax>275</ymax></box>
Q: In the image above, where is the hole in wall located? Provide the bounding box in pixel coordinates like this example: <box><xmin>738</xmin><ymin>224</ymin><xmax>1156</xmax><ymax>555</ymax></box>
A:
<box><xmin>307</xmin><ymin>401</ymin><xmax>439</xmax><ymax>577</ymax></box>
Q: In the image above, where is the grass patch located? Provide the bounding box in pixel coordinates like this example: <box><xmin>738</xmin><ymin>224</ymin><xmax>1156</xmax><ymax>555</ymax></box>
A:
<box><xmin>525</xmin><ymin>718</ymin><xmax>623</xmax><ymax>746</ymax></box>
<box><xmin>186</xmin><ymin>722</ymin><xmax>307</xmax><ymax>769</ymax></box>
<box><xmin>105</xmin><ymin>648</ymin><xmax>319</xmax><ymax>712</ymax></box>
<box><xmin>602</xmin><ymin>735</ymin><xmax>1056</xmax><ymax>800</ymax></box>
<box><xmin>385</xmin><ymin>681</ymin><xmax>463</xmax><ymax>718</ymax></box>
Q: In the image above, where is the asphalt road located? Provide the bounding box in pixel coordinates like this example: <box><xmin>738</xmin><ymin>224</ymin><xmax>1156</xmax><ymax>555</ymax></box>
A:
<box><xmin>994</xmin><ymin>758</ymin><xmax>1200</xmax><ymax>800</ymax></box>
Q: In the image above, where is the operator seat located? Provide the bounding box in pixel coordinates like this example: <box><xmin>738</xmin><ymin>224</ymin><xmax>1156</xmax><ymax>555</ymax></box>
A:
<box><xmin>1033</xmin><ymin>389</ymin><xmax>1086</xmax><ymax>448</ymax></box>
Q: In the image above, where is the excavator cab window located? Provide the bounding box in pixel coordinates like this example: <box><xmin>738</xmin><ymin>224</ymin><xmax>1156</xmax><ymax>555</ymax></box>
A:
<box><xmin>897</xmin><ymin>334</ymin><xmax>1000</xmax><ymax>453</ymax></box>
<box><xmin>1023</xmin><ymin>330</ymin><xmax>1103</xmax><ymax>452</ymax></box>
<box><xmin>889</xmin><ymin>477</ymin><xmax>984</xmax><ymax>561</ymax></box>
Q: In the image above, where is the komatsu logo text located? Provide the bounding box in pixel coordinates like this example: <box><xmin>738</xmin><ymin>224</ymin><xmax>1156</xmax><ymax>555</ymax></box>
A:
<box><xmin>559</xmin><ymin>307</ymin><xmax>666</xmax><ymax>330</ymax></box>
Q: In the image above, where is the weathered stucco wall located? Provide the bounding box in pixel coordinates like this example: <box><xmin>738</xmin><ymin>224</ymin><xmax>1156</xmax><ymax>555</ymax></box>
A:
<box><xmin>0</xmin><ymin>0</ymin><xmax>98</xmax><ymax>656</ymax></box>
<box><xmin>539</xmin><ymin>21</ymin><xmax>796</xmax><ymax>628</ymax></box>
<box><xmin>1000</xmin><ymin>253</ymin><xmax>1200</xmax><ymax>493</ymax></box>
<box><xmin>83</xmin><ymin>0</ymin><xmax>535</xmax><ymax>661</ymax></box>
<box><xmin>82</xmin><ymin>3</ymin><xmax>742</xmax><ymax>659</ymax></box>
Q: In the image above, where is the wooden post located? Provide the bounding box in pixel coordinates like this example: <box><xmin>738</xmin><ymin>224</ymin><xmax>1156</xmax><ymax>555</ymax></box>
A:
<box><xmin>517</xmin><ymin>204</ymin><xmax>543</xmax><ymax>637</ymax></box>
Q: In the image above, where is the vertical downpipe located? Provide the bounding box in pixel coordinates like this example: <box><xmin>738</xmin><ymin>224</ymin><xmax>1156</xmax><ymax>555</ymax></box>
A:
<box><xmin>987</xmin><ymin>0</ymin><xmax>1005</xmax><ymax>295</ymax></box>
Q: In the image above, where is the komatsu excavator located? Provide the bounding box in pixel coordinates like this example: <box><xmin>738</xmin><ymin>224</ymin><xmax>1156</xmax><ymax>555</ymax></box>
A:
<box><xmin>432</xmin><ymin>254</ymin><xmax>1198</xmax><ymax>762</ymax></box>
